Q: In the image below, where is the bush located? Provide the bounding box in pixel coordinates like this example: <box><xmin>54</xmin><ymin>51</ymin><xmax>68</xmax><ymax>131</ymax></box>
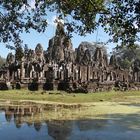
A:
<box><xmin>28</xmin><ymin>83</ymin><xmax>38</xmax><ymax>91</ymax></box>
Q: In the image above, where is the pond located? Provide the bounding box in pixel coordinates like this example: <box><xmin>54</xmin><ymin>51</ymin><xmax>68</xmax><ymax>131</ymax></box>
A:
<box><xmin>0</xmin><ymin>103</ymin><xmax>140</xmax><ymax>140</ymax></box>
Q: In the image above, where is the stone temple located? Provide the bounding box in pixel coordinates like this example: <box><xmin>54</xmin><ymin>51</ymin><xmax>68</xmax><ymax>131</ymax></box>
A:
<box><xmin>0</xmin><ymin>22</ymin><xmax>140</xmax><ymax>92</ymax></box>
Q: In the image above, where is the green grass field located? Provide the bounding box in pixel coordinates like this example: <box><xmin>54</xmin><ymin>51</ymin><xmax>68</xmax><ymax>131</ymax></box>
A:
<box><xmin>0</xmin><ymin>90</ymin><xmax>140</xmax><ymax>103</ymax></box>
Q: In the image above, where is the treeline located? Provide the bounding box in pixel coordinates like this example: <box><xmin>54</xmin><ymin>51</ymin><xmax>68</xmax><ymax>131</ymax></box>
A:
<box><xmin>0</xmin><ymin>56</ymin><xmax>5</xmax><ymax>67</ymax></box>
<box><xmin>113</xmin><ymin>44</ymin><xmax>140</xmax><ymax>69</ymax></box>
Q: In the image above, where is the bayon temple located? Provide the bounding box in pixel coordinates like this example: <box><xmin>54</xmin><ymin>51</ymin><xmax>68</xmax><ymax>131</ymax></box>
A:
<box><xmin>0</xmin><ymin>22</ymin><xmax>140</xmax><ymax>92</ymax></box>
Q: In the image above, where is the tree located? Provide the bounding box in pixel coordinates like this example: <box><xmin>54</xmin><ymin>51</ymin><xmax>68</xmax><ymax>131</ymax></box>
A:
<box><xmin>0</xmin><ymin>55</ymin><xmax>5</xmax><ymax>67</ymax></box>
<box><xmin>0</xmin><ymin>0</ymin><xmax>140</xmax><ymax>49</ymax></box>
<box><xmin>15</xmin><ymin>46</ymin><xmax>24</xmax><ymax>62</ymax></box>
<box><xmin>113</xmin><ymin>44</ymin><xmax>140</xmax><ymax>69</ymax></box>
<box><xmin>99</xmin><ymin>0</ymin><xmax>140</xmax><ymax>47</ymax></box>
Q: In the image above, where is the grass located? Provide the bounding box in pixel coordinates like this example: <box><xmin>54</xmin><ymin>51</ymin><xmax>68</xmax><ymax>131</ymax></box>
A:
<box><xmin>0</xmin><ymin>90</ymin><xmax>140</xmax><ymax>121</ymax></box>
<box><xmin>0</xmin><ymin>89</ymin><xmax>140</xmax><ymax>103</ymax></box>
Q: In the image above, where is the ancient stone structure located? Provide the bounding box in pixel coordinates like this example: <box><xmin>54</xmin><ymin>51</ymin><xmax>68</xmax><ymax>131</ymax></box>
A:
<box><xmin>0</xmin><ymin>22</ymin><xmax>140</xmax><ymax>92</ymax></box>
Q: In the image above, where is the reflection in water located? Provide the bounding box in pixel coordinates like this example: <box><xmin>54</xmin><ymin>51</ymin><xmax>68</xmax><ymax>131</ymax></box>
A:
<box><xmin>47</xmin><ymin>120</ymin><xmax>73</xmax><ymax>140</ymax></box>
<box><xmin>0</xmin><ymin>105</ymin><xmax>140</xmax><ymax>140</ymax></box>
<box><xmin>1</xmin><ymin>105</ymin><xmax>43</xmax><ymax>130</ymax></box>
<box><xmin>77</xmin><ymin>119</ymin><xmax>108</xmax><ymax>131</ymax></box>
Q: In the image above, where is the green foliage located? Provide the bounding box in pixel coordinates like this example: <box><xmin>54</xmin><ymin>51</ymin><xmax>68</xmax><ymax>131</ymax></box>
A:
<box><xmin>55</xmin><ymin>0</ymin><xmax>105</xmax><ymax>35</ymax></box>
<box><xmin>114</xmin><ymin>44</ymin><xmax>140</xmax><ymax>69</ymax></box>
<box><xmin>0</xmin><ymin>0</ymin><xmax>48</xmax><ymax>48</ymax></box>
<box><xmin>0</xmin><ymin>56</ymin><xmax>5</xmax><ymax>67</ymax></box>
<box><xmin>0</xmin><ymin>0</ymin><xmax>140</xmax><ymax>48</ymax></box>
<box><xmin>99</xmin><ymin>0</ymin><xmax>140</xmax><ymax>47</ymax></box>
<box><xmin>15</xmin><ymin>46</ymin><xmax>24</xmax><ymax>61</ymax></box>
<box><xmin>119</xmin><ymin>59</ymin><xmax>132</xmax><ymax>69</ymax></box>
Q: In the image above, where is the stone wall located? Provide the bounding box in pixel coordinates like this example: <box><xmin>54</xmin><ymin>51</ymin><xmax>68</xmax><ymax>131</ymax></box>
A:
<box><xmin>0</xmin><ymin>22</ymin><xmax>140</xmax><ymax>92</ymax></box>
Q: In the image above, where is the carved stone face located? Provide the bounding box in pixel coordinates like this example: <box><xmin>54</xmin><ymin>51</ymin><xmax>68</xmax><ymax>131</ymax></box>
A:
<box><xmin>28</xmin><ymin>50</ymin><xmax>35</xmax><ymax>61</ymax></box>
<box><xmin>55</xmin><ymin>22</ymin><xmax>65</xmax><ymax>36</ymax></box>
<box><xmin>133</xmin><ymin>59</ymin><xmax>140</xmax><ymax>72</ymax></box>
<box><xmin>35</xmin><ymin>43</ymin><xmax>43</xmax><ymax>57</ymax></box>
<box><xmin>6</xmin><ymin>53</ymin><xmax>15</xmax><ymax>64</ymax></box>
<box><xmin>109</xmin><ymin>55</ymin><xmax>116</xmax><ymax>66</ymax></box>
<box><xmin>63</xmin><ymin>37</ymin><xmax>72</xmax><ymax>50</ymax></box>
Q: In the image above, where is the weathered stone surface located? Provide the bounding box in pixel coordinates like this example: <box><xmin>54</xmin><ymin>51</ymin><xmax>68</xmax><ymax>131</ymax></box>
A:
<box><xmin>133</xmin><ymin>59</ymin><xmax>140</xmax><ymax>72</ymax></box>
<box><xmin>109</xmin><ymin>55</ymin><xmax>117</xmax><ymax>67</ymax></box>
<box><xmin>6</xmin><ymin>53</ymin><xmax>15</xmax><ymax>65</ymax></box>
<box><xmin>94</xmin><ymin>47</ymin><xmax>108</xmax><ymax>68</ymax></box>
<box><xmin>35</xmin><ymin>43</ymin><xmax>44</xmax><ymax>60</ymax></box>
<box><xmin>46</xmin><ymin>22</ymin><xmax>74</xmax><ymax>63</ymax></box>
<box><xmin>76</xmin><ymin>42</ymin><xmax>108</xmax><ymax>67</ymax></box>
<box><xmin>76</xmin><ymin>42</ymin><xmax>97</xmax><ymax>65</ymax></box>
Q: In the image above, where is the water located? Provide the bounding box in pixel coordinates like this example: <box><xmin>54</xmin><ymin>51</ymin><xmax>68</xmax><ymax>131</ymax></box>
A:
<box><xmin>0</xmin><ymin>104</ymin><xmax>140</xmax><ymax>140</ymax></box>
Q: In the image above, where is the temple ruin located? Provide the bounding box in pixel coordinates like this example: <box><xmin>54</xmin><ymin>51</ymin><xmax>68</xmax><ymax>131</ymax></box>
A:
<box><xmin>0</xmin><ymin>22</ymin><xmax>140</xmax><ymax>92</ymax></box>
